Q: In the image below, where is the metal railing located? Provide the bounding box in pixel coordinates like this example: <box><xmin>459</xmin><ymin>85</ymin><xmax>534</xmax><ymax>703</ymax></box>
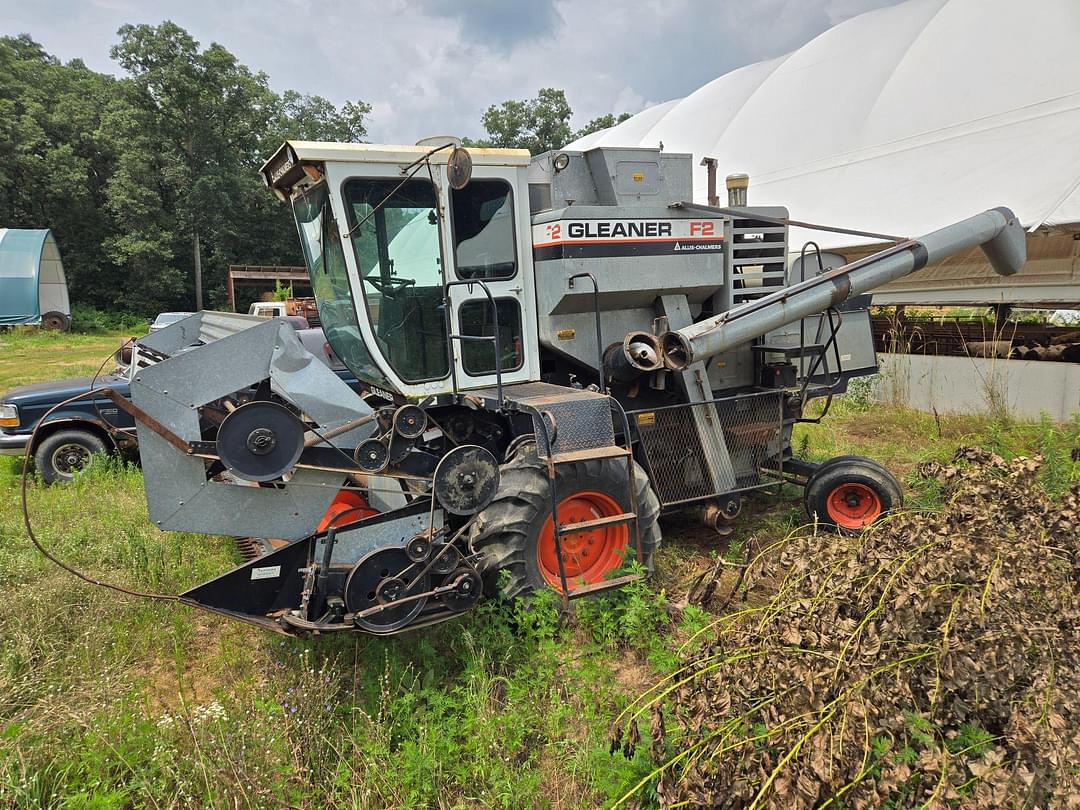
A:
<box><xmin>442</xmin><ymin>279</ymin><xmax>505</xmax><ymax>404</ymax></box>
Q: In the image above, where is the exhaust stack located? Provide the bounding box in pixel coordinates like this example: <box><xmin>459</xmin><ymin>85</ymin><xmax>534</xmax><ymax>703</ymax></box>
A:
<box><xmin>661</xmin><ymin>207</ymin><xmax>1026</xmax><ymax>370</ymax></box>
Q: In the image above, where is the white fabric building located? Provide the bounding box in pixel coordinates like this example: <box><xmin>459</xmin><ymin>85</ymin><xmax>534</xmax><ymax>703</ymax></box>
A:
<box><xmin>567</xmin><ymin>0</ymin><xmax>1080</xmax><ymax>305</ymax></box>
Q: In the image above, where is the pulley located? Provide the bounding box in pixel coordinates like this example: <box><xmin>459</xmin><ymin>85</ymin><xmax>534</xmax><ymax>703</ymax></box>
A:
<box><xmin>429</xmin><ymin>544</ymin><xmax>461</xmax><ymax>576</ymax></box>
<box><xmin>354</xmin><ymin>437</ymin><xmax>390</xmax><ymax>473</ymax></box>
<box><xmin>440</xmin><ymin>568</ymin><xmax>482</xmax><ymax>612</ymax></box>
<box><xmin>405</xmin><ymin>533</ymin><xmax>432</xmax><ymax>563</ymax></box>
<box><xmin>432</xmin><ymin>445</ymin><xmax>500</xmax><ymax>516</ymax></box>
<box><xmin>393</xmin><ymin>405</ymin><xmax>427</xmax><ymax>439</ymax></box>
<box><xmin>345</xmin><ymin>547</ymin><xmax>430</xmax><ymax>633</ymax></box>
<box><xmin>216</xmin><ymin>401</ymin><xmax>305</xmax><ymax>482</ymax></box>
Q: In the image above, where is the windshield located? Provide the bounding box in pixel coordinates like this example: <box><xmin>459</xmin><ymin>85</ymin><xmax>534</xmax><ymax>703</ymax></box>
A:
<box><xmin>344</xmin><ymin>178</ymin><xmax>450</xmax><ymax>383</ymax></box>
<box><xmin>291</xmin><ymin>182</ymin><xmax>392</xmax><ymax>391</ymax></box>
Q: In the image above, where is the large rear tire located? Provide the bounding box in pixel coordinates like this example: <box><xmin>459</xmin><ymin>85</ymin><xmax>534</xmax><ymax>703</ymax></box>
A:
<box><xmin>470</xmin><ymin>449</ymin><xmax>662</xmax><ymax>599</ymax></box>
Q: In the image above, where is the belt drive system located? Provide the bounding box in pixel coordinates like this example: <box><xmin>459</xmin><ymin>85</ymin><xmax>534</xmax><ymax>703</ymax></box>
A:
<box><xmin>108</xmin><ymin>386</ymin><xmax>502</xmax><ymax>636</ymax></box>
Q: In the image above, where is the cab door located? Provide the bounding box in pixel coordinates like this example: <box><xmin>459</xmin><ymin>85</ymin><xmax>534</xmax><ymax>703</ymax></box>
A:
<box><xmin>443</xmin><ymin>166</ymin><xmax>538</xmax><ymax>391</ymax></box>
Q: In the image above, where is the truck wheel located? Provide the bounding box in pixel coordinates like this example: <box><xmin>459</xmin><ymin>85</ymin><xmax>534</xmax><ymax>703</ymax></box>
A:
<box><xmin>34</xmin><ymin>429</ymin><xmax>108</xmax><ymax>484</ymax></box>
<box><xmin>470</xmin><ymin>449</ymin><xmax>662</xmax><ymax>599</ymax></box>
<box><xmin>804</xmin><ymin>456</ymin><xmax>902</xmax><ymax>533</ymax></box>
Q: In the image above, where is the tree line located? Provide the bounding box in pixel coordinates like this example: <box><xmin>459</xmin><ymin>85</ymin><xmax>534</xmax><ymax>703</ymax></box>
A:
<box><xmin>0</xmin><ymin>23</ymin><xmax>627</xmax><ymax>316</ymax></box>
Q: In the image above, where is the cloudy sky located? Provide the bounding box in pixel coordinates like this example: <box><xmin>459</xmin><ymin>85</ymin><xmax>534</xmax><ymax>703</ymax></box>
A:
<box><xmin>2</xmin><ymin>0</ymin><xmax>903</xmax><ymax>143</ymax></box>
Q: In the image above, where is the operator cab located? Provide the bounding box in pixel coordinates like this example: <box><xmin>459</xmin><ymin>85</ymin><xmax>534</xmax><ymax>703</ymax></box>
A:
<box><xmin>260</xmin><ymin>140</ymin><xmax>539</xmax><ymax>401</ymax></box>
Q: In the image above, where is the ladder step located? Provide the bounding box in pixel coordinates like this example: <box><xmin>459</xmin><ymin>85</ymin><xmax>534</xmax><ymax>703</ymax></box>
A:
<box><xmin>558</xmin><ymin>512</ymin><xmax>637</xmax><ymax>535</ymax></box>
<box><xmin>550</xmin><ymin>445</ymin><xmax>632</xmax><ymax>465</ymax></box>
<box><xmin>566</xmin><ymin>573</ymin><xmax>645</xmax><ymax>599</ymax></box>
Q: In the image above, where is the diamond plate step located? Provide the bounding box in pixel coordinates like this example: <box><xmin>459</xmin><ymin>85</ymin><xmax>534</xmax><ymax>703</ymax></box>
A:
<box><xmin>472</xmin><ymin>381</ymin><xmax>618</xmax><ymax>459</ymax></box>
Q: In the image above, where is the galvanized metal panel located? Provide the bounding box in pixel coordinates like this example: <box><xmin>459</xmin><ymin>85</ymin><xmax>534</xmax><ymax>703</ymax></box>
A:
<box><xmin>132</xmin><ymin>318</ymin><xmax>349</xmax><ymax>539</ymax></box>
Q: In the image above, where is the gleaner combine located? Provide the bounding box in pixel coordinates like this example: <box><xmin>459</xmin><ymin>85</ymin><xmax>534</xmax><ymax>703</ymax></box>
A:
<box><xmin>103</xmin><ymin>139</ymin><xmax>1025</xmax><ymax>635</ymax></box>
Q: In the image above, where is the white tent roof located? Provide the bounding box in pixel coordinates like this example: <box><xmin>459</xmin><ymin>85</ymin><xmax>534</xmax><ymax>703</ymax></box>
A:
<box><xmin>567</xmin><ymin>0</ymin><xmax>1080</xmax><ymax>248</ymax></box>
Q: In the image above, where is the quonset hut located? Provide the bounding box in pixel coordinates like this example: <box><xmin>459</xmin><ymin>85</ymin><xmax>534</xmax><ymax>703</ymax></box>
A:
<box><xmin>0</xmin><ymin>229</ymin><xmax>70</xmax><ymax>330</ymax></box>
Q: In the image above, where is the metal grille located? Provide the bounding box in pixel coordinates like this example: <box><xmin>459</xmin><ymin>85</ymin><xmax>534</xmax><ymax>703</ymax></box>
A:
<box><xmin>730</xmin><ymin>217</ymin><xmax>789</xmax><ymax>305</ymax></box>
<box><xmin>629</xmin><ymin>391</ymin><xmax>783</xmax><ymax>507</ymax></box>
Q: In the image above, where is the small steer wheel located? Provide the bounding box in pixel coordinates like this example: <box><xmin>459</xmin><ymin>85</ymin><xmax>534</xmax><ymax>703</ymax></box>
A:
<box><xmin>804</xmin><ymin>455</ymin><xmax>902</xmax><ymax>534</ymax></box>
<box><xmin>34</xmin><ymin>428</ymin><xmax>108</xmax><ymax>484</ymax></box>
<box><xmin>470</xmin><ymin>448</ymin><xmax>661</xmax><ymax>598</ymax></box>
<box><xmin>365</xmin><ymin>276</ymin><xmax>415</xmax><ymax>299</ymax></box>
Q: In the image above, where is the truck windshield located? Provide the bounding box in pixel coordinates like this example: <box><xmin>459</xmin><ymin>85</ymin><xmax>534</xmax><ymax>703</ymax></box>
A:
<box><xmin>344</xmin><ymin>178</ymin><xmax>450</xmax><ymax>383</ymax></box>
<box><xmin>291</xmin><ymin>182</ymin><xmax>391</xmax><ymax>391</ymax></box>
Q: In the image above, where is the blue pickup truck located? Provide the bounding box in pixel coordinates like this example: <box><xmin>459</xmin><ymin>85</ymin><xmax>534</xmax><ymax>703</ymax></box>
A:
<box><xmin>0</xmin><ymin>326</ymin><xmax>356</xmax><ymax>483</ymax></box>
<box><xmin>0</xmin><ymin>364</ymin><xmax>137</xmax><ymax>482</ymax></box>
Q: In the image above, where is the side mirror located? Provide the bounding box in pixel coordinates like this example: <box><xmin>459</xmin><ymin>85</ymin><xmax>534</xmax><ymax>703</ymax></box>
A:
<box><xmin>447</xmin><ymin>146</ymin><xmax>473</xmax><ymax>190</ymax></box>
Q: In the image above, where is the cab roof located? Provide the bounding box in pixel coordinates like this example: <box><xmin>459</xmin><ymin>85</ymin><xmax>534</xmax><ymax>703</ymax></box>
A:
<box><xmin>260</xmin><ymin>140</ymin><xmax>531</xmax><ymax>199</ymax></box>
<box><xmin>280</xmin><ymin>140</ymin><xmax>528</xmax><ymax>167</ymax></box>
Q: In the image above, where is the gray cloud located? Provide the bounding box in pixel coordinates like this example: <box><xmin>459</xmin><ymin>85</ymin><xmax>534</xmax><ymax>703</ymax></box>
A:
<box><xmin>415</xmin><ymin>0</ymin><xmax>562</xmax><ymax>49</ymax></box>
<box><xmin>0</xmin><ymin>0</ymin><xmax>904</xmax><ymax>144</ymax></box>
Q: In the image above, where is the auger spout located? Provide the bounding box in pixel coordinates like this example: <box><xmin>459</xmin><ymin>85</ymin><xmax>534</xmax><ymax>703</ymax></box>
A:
<box><xmin>661</xmin><ymin>207</ymin><xmax>1026</xmax><ymax>370</ymax></box>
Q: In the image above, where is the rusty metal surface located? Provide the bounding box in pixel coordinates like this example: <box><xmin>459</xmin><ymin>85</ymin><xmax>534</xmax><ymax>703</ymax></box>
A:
<box><xmin>103</xmin><ymin>387</ymin><xmax>194</xmax><ymax>455</ymax></box>
<box><xmin>566</xmin><ymin>573</ymin><xmax>645</xmax><ymax>599</ymax></box>
<box><xmin>872</xmin><ymin>315</ymin><xmax>1080</xmax><ymax>360</ymax></box>
<box><xmin>548</xmin><ymin>446</ymin><xmax>631</xmax><ymax>464</ymax></box>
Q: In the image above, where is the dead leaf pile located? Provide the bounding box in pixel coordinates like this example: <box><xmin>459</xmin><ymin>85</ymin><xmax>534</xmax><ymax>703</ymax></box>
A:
<box><xmin>622</xmin><ymin>447</ymin><xmax>1080</xmax><ymax>809</ymax></box>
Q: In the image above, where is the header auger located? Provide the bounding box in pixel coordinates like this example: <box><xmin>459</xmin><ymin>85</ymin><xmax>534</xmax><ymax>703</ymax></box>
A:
<box><xmin>112</xmin><ymin>138</ymin><xmax>1024</xmax><ymax>635</ymax></box>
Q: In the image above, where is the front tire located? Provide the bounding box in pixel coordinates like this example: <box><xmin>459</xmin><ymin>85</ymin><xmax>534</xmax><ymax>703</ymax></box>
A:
<box><xmin>470</xmin><ymin>449</ymin><xmax>662</xmax><ymax>599</ymax></box>
<box><xmin>804</xmin><ymin>455</ymin><xmax>902</xmax><ymax>533</ymax></box>
<box><xmin>34</xmin><ymin>429</ymin><xmax>108</xmax><ymax>484</ymax></box>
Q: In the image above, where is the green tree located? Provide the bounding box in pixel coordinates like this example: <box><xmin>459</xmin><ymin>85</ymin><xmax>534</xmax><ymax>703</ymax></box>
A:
<box><xmin>0</xmin><ymin>35</ymin><xmax>125</xmax><ymax>307</ymax></box>
<box><xmin>574</xmin><ymin>111</ymin><xmax>632</xmax><ymax>140</ymax></box>
<box><xmin>272</xmin><ymin>90</ymin><xmax>371</xmax><ymax>143</ymax></box>
<box><xmin>475</xmin><ymin>89</ymin><xmax>632</xmax><ymax>154</ymax></box>
<box><xmin>105</xmin><ymin>22</ymin><xmax>278</xmax><ymax>310</ymax></box>
<box><xmin>106</xmin><ymin>22</ymin><xmax>371</xmax><ymax>311</ymax></box>
<box><xmin>0</xmin><ymin>27</ymin><xmax>372</xmax><ymax>315</ymax></box>
<box><xmin>479</xmin><ymin>87</ymin><xmax>574</xmax><ymax>154</ymax></box>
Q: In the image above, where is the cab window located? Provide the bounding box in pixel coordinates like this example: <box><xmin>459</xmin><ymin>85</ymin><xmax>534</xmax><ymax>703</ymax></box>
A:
<box><xmin>344</xmin><ymin>178</ymin><xmax>450</xmax><ymax>382</ymax></box>
<box><xmin>460</xmin><ymin>298</ymin><xmax>524</xmax><ymax>376</ymax></box>
<box><xmin>451</xmin><ymin>180</ymin><xmax>517</xmax><ymax>280</ymax></box>
<box><xmin>292</xmin><ymin>182</ymin><xmax>390</xmax><ymax>390</ymax></box>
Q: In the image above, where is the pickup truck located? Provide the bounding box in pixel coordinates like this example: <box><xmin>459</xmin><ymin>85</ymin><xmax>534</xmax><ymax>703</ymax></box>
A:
<box><xmin>0</xmin><ymin>326</ymin><xmax>356</xmax><ymax>483</ymax></box>
<box><xmin>248</xmin><ymin>298</ymin><xmax>319</xmax><ymax>327</ymax></box>
<box><xmin>0</xmin><ymin>363</ymin><xmax>137</xmax><ymax>482</ymax></box>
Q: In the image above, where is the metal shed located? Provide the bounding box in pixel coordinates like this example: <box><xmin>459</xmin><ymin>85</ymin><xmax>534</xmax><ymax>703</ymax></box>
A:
<box><xmin>0</xmin><ymin>229</ymin><xmax>71</xmax><ymax>330</ymax></box>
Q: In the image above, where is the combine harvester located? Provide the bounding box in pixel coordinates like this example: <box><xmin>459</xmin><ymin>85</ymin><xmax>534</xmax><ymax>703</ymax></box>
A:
<box><xmin>100</xmin><ymin>140</ymin><xmax>1025</xmax><ymax>635</ymax></box>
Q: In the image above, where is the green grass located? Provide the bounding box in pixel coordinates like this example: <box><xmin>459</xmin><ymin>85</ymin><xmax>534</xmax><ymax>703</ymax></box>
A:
<box><xmin>1</xmin><ymin>336</ymin><xmax>1075</xmax><ymax>807</ymax></box>
<box><xmin>0</xmin><ymin>330</ymin><xmax>137</xmax><ymax>391</ymax></box>
<box><xmin>1</xmin><ymin>454</ymin><xmax>661</xmax><ymax>808</ymax></box>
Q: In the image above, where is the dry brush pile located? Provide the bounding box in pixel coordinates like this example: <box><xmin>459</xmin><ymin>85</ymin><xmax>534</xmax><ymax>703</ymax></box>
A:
<box><xmin>618</xmin><ymin>448</ymin><xmax>1080</xmax><ymax>809</ymax></box>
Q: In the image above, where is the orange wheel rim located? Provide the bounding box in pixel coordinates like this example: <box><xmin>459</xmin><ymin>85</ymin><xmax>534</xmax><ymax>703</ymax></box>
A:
<box><xmin>537</xmin><ymin>490</ymin><xmax>628</xmax><ymax>590</ymax></box>
<box><xmin>826</xmin><ymin>482</ymin><xmax>882</xmax><ymax>529</ymax></box>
